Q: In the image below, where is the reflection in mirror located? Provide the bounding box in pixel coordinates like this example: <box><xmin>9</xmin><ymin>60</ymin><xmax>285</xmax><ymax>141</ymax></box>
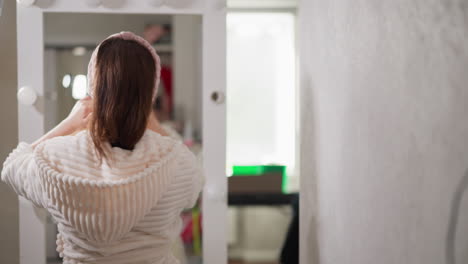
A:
<box><xmin>226</xmin><ymin>12</ymin><xmax>299</xmax><ymax>264</ymax></box>
<box><xmin>44</xmin><ymin>13</ymin><xmax>203</xmax><ymax>264</ymax></box>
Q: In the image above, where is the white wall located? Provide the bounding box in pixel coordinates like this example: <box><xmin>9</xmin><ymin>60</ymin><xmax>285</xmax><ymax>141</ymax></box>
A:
<box><xmin>299</xmin><ymin>1</ymin><xmax>468</xmax><ymax>264</ymax></box>
<box><xmin>0</xmin><ymin>1</ymin><xmax>19</xmax><ymax>263</ymax></box>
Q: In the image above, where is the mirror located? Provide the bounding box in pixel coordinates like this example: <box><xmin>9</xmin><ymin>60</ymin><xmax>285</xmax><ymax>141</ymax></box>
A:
<box><xmin>38</xmin><ymin>8</ymin><xmax>297</xmax><ymax>264</ymax></box>
<box><xmin>43</xmin><ymin>12</ymin><xmax>203</xmax><ymax>264</ymax></box>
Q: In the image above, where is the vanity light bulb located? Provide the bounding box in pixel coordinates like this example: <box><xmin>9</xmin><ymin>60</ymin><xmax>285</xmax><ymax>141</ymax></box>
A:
<box><xmin>17</xmin><ymin>86</ymin><xmax>37</xmax><ymax>106</ymax></box>
<box><xmin>16</xmin><ymin>0</ymin><xmax>36</xmax><ymax>7</ymax></box>
<box><xmin>62</xmin><ymin>74</ymin><xmax>72</xmax><ymax>88</ymax></box>
<box><xmin>72</xmin><ymin>47</ymin><xmax>87</xmax><ymax>56</ymax></box>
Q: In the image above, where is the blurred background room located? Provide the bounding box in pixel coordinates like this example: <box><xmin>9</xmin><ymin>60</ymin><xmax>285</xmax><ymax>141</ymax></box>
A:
<box><xmin>2</xmin><ymin>0</ymin><xmax>468</xmax><ymax>264</ymax></box>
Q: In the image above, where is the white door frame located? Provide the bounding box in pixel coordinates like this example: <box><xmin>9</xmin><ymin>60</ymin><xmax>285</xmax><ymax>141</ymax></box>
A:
<box><xmin>16</xmin><ymin>1</ymin><xmax>227</xmax><ymax>263</ymax></box>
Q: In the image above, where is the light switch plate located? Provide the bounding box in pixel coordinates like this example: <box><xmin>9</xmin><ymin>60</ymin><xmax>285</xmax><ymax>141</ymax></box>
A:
<box><xmin>0</xmin><ymin>0</ymin><xmax>3</xmax><ymax>16</ymax></box>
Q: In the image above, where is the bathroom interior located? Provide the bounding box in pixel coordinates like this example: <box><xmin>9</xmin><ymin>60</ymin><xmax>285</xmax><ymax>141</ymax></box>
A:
<box><xmin>1</xmin><ymin>0</ymin><xmax>468</xmax><ymax>264</ymax></box>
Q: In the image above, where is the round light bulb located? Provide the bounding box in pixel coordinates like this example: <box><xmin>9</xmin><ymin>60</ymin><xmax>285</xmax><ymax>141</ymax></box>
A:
<box><xmin>62</xmin><ymin>74</ymin><xmax>72</xmax><ymax>88</ymax></box>
<box><xmin>16</xmin><ymin>0</ymin><xmax>36</xmax><ymax>7</ymax></box>
<box><xmin>17</xmin><ymin>86</ymin><xmax>37</xmax><ymax>106</ymax></box>
<box><xmin>72</xmin><ymin>46</ymin><xmax>87</xmax><ymax>56</ymax></box>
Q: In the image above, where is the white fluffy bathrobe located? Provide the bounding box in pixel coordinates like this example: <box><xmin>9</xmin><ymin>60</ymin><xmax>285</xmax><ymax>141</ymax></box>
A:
<box><xmin>1</xmin><ymin>129</ymin><xmax>203</xmax><ymax>264</ymax></box>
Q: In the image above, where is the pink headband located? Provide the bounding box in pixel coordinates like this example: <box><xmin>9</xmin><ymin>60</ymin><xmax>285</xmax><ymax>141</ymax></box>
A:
<box><xmin>87</xmin><ymin>31</ymin><xmax>161</xmax><ymax>101</ymax></box>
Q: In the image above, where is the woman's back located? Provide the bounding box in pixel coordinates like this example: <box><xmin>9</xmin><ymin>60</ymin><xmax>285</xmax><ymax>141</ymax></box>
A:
<box><xmin>3</xmin><ymin>129</ymin><xmax>202</xmax><ymax>263</ymax></box>
<box><xmin>1</xmin><ymin>32</ymin><xmax>203</xmax><ymax>264</ymax></box>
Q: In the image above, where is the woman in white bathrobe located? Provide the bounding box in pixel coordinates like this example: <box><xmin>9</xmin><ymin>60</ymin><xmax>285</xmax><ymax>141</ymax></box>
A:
<box><xmin>1</xmin><ymin>32</ymin><xmax>203</xmax><ymax>264</ymax></box>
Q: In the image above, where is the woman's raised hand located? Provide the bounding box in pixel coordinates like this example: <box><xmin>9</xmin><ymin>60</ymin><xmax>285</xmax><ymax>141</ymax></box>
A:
<box><xmin>31</xmin><ymin>96</ymin><xmax>93</xmax><ymax>148</ymax></box>
<box><xmin>63</xmin><ymin>96</ymin><xmax>94</xmax><ymax>133</ymax></box>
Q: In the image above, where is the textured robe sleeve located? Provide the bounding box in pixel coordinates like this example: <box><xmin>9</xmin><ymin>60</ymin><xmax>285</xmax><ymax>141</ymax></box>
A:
<box><xmin>179</xmin><ymin>147</ymin><xmax>204</xmax><ymax>209</ymax></box>
<box><xmin>1</xmin><ymin>142</ymin><xmax>45</xmax><ymax>208</ymax></box>
<box><xmin>189</xmin><ymin>156</ymin><xmax>204</xmax><ymax>208</ymax></box>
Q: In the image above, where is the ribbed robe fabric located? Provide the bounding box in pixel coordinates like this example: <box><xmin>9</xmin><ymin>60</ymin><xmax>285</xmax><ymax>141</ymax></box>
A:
<box><xmin>1</xmin><ymin>129</ymin><xmax>203</xmax><ymax>264</ymax></box>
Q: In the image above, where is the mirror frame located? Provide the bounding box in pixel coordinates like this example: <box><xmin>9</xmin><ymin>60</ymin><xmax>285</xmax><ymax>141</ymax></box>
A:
<box><xmin>16</xmin><ymin>1</ymin><xmax>227</xmax><ymax>264</ymax></box>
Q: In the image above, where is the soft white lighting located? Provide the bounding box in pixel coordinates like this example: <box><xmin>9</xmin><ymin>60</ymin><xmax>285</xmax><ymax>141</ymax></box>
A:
<box><xmin>16</xmin><ymin>0</ymin><xmax>35</xmax><ymax>7</ymax></box>
<box><xmin>226</xmin><ymin>167</ymin><xmax>233</xmax><ymax>177</ymax></box>
<box><xmin>17</xmin><ymin>86</ymin><xmax>37</xmax><ymax>105</ymax></box>
<box><xmin>72</xmin><ymin>47</ymin><xmax>87</xmax><ymax>56</ymax></box>
<box><xmin>72</xmin><ymin>75</ymin><xmax>87</xmax><ymax>100</ymax></box>
<box><xmin>226</xmin><ymin>13</ymin><xmax>297</xmax><ymax>179</ymax></box>
<box><xmin>62</xmin><ymin>74</ymin><xmax>72</xmax><ymax>88</ymax></box>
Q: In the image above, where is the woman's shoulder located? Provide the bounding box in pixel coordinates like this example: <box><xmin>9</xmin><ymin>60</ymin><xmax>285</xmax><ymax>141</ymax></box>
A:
<box><xmin>140</xmin><ymin>129</ymin><xmax>193</xmax><ymax>159</ymax></box>
<box><xmin>34</xmin><ymin>130</ymin><xmax>93</xmax><ymax>160</ymax></box>
<box><xmin>34</xmin><ymin>129</ymin><xmax>189</xmax><ymax>181</ymax></box>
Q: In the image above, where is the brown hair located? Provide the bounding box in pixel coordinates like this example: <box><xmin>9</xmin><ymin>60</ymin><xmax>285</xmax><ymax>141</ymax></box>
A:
<box><xmin>90</xmin><ymin>38</ymin><xmax>156</xmax><ymax>161</ymax></box>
